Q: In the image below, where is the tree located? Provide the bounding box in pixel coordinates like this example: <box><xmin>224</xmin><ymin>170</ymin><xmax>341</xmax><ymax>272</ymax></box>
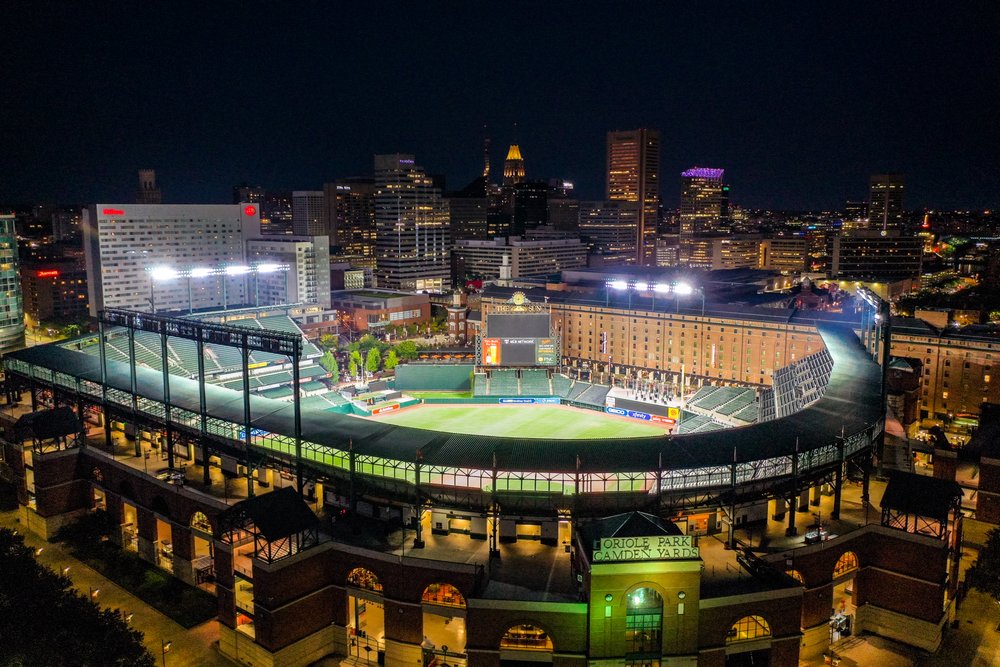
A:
<box><xmin>350</xmin><ymin>350</ymin><xmax>363</xmax><ymax>369</ymax></box>
<box><xmin>0</xmin><ymin>528</ymin><xmax>155</xmax><ymax>666</ymax></box>
<box><xmin>384</xmin><ymin>350</ymin><xmax>399</xmax><ymax>371</ymax></box>
<box><xmin>349</xmin><ymin>359</ymin><xmax>358</xmax><ymax>378</ymax></box>
<box><xmin>967</xmin><ymin>527</ymin><xmax>1000</xmax><ymax>603</ymax></box>
<box><xmin>319</xmin><ymin>333</ymin><xmax>338</xmax><ymax>349</ymax></box>
<box><xmin>366</xmin><ymin>347</ymin><xmax>380</xmax><ymax>373</ymax></box>
<box><xmin>319</xmin><ymin>350</ymin><xmax>339</xmax><ymax>379</ymax></box>
<box><xmin>395</xmin><ymin>340</ymin><xmax>419</xmax><ymax>360</ymax></box>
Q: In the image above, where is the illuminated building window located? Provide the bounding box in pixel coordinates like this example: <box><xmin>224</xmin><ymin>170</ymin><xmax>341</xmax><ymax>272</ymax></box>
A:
<box><xmin>190</xmin><ymin>511</ymin><xmax>212</xmax><ymax>534</ymax></box>
<box><xmin>786</xmin><ymin>569</ymin><xmax>804</xmax><ymax>584</ymax></box>
<box><xmin>347</xmin><ymin>567</ymin><xmax>383</xmax><ymax>592</ymax></box>
<box><xmin>500</xmin><ymin>624</ymin><xmax>553</xmax><ymax>651</ymax></box>
<box><xmin>625</xmin><ymin>587</ymin><xmax>662</xmax><ymax>654</ymax></box>
<box><xmin>833</xmin><ymin>551</ymin><xmax>859</xmax><ymax>578</ymax></box>
<box><xmin>422</xmin><ymin>583</ymin><xmax>465</xmax><ymax>608</ymax></box>
<box><xmin>726</xmin><ymin>615</ymin><xmax>771</xmax><ymax>644</ymax></box>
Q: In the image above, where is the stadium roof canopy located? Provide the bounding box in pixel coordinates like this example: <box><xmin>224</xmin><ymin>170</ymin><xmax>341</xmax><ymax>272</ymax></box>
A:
<box><xmin>6</xmin><ymin>323</ymin><xmax>882</xmax><ymax>474</ymax></box>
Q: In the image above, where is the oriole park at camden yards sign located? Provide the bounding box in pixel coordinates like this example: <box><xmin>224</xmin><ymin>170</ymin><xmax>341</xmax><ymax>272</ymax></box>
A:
<box><xmin>593</xmin><ymin>535</ymin><xmax>699</xmax><ymax>562</ymax></box>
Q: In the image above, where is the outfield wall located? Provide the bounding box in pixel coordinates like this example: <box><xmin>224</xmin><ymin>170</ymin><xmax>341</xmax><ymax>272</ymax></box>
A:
<box><xmin>395</xmin><ymin>364</ymin><xmax>474</xmax><ymax>391</ymax></box>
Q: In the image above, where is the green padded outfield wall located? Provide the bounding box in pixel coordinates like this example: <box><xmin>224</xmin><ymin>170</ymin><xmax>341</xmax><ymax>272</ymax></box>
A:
<box><xmin>394</xmin><ymin>364</ymin><xmax>475</xmax><ymax>391</ymax></box>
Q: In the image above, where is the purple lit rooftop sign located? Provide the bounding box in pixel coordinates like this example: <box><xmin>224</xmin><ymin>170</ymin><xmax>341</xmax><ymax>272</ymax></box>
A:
<box><xmin>681</xmin><ymin>167</ymin><xmax>725</xmax><ymax>180</ymax></box>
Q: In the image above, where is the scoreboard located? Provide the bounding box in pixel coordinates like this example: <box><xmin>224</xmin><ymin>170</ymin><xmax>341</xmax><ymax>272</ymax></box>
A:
<box><xmin>482</xmin><ymin>337</ymin><xmax>558</xmax><ymax>366</ymax></box>
<box><xmin>481</xmin><ymin>309</ymin><xmax>557</xmax><ymax>367</ymax></box>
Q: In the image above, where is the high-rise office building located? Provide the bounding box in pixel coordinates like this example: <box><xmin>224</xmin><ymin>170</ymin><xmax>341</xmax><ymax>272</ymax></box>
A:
<box><xmin>447</xmin><ymin>176</ymin><xmax>490</xmax><ymax>241</ymax></box>
<box><xmin>606</xmin><ymin>129</ymin><xmax>660</xmax><ymax>265</ymax></box>
<box><xmin>502</xmin><ymin>145</ymin><xmax>525</xmax><ymax>187</ymax></box>
<box><xmin>82</xmin><ymin>204</ymin><xmax>261</xmax><ymax>315</ymax></box>
<box><xmin>325</xmin><ymin>178</ymin><xmax>377</xmax><ymax>269</ymax></box>
<box><xmin>868</xmin><ymin>174</ymin><xmax>905</xmax><ymax>233</ymax></box>
<box><xmin>374</xmin><ymin>154</ymin><xmax>451</xmax><ymax>292</ymax></box>
<box><xmin>233</xmin><ymin>184</ymin><xmax>265</xmax><ymax>206</ymax></box>
<box><xmin>262</xmin><ymin>191</ymin><xmax>294</xmax><ymax>235</ymax></box>
<box><xmin>0</xmin><ymin>214</ymin><xmax>25</xmax><ymax>350</ymax></box>
<box><xmin>679</xmin><ymin>167</ymin><xmax>729</xmax><ymax>235</ymax></box>
<box><xmin>136</xmin><ymin>169</ymin><xmax>162</xmax><ymax>204</ymax></box>
<box><xmin>831</xmin><ymin>231</ymin><xmax>923</xmax><ymax>279</ymax></box>
<box><xmin>578</xmin><ymin>201</ymin><xmax>639</xmax><ymax>265</ymax></box>
<box><xmin>512</xmin><ymin>180</ymin><xmax>549</xmax><ymax>235</ymax></box>
<box><xmin>292</xmin><ymin>191</ymin><xmax>328</xmax><ymax>236</ymax></box>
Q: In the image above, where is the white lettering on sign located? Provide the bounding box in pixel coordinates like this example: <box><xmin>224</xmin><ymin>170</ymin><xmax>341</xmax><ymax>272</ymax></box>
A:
<box><xmin>593</xmin><ymin>535</ymin><xmax>699</xmax><ymax>562</ymax></box>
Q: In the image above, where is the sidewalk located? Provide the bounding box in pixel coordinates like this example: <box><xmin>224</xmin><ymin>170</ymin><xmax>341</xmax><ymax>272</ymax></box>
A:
<box><xmin>0</xmin><ymin>509</ymin><xmax>233</xmax><ymax>667</ymax></box>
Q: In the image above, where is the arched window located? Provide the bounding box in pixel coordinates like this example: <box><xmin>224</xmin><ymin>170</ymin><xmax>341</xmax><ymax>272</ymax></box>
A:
<box><xmin>190</xmin><ymin>511</ymin><xmax>212</xmax><ymax>534</ymax></box>
<box><xmin>726</xmin><ymin>615</ymin><xmax>771</xmax><ymax>644</ymax></box>
<box><xmin>786</xmin><ymin>569</ymin><xmax>804</xmax><ymax>584</ymax></box>
<box><xmin>422</xmin><ymin>583</ymin><xmax>465</xmax><ymax>607</ymax></box>
<box><xmin>500</xmin><ymin>624</ymin><xmax>553</xmax><ymax>651</ymax></box>
<box><xmin>625</xmin><ymin>587</ymin><xmax>662</xmax><ymax>654</ymax></box>
<box><xmin>833</xmin><ymin>551</ymin><xmax>859</xmax><ymax>578</ymax></box>
<box><xmin>347</xmin><ymin>567</ymin><xmax>383</xmax><ymax>593</ymax></box>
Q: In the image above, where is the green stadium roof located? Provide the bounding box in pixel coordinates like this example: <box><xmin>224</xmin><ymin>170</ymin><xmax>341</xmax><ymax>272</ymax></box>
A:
<box><xmin>5</xmin><ymin>323</ymin><xmax>882</xmax><ymax>474</ymax></box>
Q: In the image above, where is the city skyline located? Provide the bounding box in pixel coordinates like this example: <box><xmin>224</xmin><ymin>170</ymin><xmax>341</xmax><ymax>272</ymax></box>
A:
<box><xmin>1</xmin><ymin>3</ymin><xmax>998</xmax><ymax>210</ymax></box>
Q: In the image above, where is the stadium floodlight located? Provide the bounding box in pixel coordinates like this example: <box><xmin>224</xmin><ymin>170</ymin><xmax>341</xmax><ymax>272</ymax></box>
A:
<box><xmin>149</xmin><ymin>266</ymin><xmax>179</xmax><ymax>282</ymax></box>
<box><xmin>256</xmin><ymin>263</ymin><xmax>283</xmax><ymax>274</ymax></box>
<box><xmin>189</xmin><ymin>267</ymin><xmax>213</xmax><ymax>279</ymax></box>
<box><xmin>674</xmin><ymin>282</ymin><xmax>694</xmax><ymax>296</ymax></box>
<box><xmin>652</xmin><ymin>283</ymin><xmax>672</xmax><ymax>293</ymax></box>
<box><xmin>225</xmin><ymin>264</ymin><xmax>251</xmax><ymax>276</ymax></box>
<box><xmin>609</xmin><ymin>280</ymin><xmax>628</xmax><ymax>291</ymax></box>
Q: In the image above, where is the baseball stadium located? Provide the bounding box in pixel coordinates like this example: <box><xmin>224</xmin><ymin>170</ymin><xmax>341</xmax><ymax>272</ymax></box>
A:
<box><xmin>4</xmin><ymin>288</ymin><xmax>964</xmax><ymax>667</ymax></box>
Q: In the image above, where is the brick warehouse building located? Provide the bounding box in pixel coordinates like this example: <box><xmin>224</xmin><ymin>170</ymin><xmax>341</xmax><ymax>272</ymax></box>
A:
<box><xmin>0</xmin><ymin>295</ymin><xmax>969</xmax><ymax>666</ymax></box>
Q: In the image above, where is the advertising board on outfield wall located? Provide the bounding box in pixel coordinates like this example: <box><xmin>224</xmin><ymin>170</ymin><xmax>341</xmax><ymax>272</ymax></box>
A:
<box><xmin>606</xmin><ymin>406</ymin><xmax>676</xmax><ymax>425</ymax></box>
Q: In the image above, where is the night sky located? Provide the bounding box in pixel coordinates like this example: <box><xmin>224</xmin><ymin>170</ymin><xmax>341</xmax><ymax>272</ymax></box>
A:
<box><xmin>2</xmin><ymin>2</ymin><xmax>998</xmax><ymax>210</ymax></box>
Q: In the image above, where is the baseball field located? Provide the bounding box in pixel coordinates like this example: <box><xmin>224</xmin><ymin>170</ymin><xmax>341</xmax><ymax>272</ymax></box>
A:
<box><xmin>369</xmin><ymin>404</ymin><xmax>666</xmax><ymax>439</ymax></box>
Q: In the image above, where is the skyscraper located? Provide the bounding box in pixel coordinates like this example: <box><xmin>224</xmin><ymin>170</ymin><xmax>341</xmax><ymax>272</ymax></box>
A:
<box><xmin>679</xmin><ymin>167</ymin><xmax>729</xmax><ymax>235</ymax></box>
<box><xmin>292</xmin><ymin>191</ymin><xmax>328</xmax><ymax>236</ymax></box>
<box><xmin>374</xmin><ymin>154</ymin><xmax>451</xmax><ymax>292</ymax></box>
<box><xmin>262</xmin><ymin>191</ymin><xmax>294</xmax><ymax>235</ymax></box>
<box><xmin>868</xmin><ymin>174</ymin><xmax>905</xmax><ymax>233</ymax></box>
<box><xmin>503</xmin><ymin>144</ymin><xmax>525</xmax><ymax>187</ymax></box>
<box><xmin>136</xmin><ymin>169</ymin><xmax>162</xmax><ymax>204</ymax></box>
<box><xmin>0</xmin><ymin>214</ymin><xmax>25</xmax><ymax>350</ymax></box>
<box><xmin>606</xmin><ymin>129</ymin><xmax>660</xmax><ymax>265</ymax></box>
<box><xmin>325</xmin><ymin>178</ymin><xmax>377</xmax><ymax>268</ymax></box>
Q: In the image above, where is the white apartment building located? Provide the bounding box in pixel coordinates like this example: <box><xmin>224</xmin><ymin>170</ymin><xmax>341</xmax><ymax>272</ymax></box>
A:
<box><xmin>83</xmin><ymin>203</ymin><xmax>261</xmax><ymax>315</ymax></box>
<box><xmin>246</xmin><ymin>236</ymin><xmax>331</xmax><ymax>309</ymax></box>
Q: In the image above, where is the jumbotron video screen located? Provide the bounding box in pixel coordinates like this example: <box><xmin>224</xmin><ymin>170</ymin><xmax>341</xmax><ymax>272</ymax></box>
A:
<box><xmin>482</xmin><ymin>312</ymin><xmax>557</xmax><ymax>366</ymax></box>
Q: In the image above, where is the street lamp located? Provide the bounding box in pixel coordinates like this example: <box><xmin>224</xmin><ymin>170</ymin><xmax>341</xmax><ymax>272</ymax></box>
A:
<box><xmin>161</xmin><ymin>639</ymin><xmax>172</xmax><ymax>667</ymax></box>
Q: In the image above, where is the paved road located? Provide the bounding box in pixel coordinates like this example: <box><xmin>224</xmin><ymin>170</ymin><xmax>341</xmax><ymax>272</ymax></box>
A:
<box><xmin>0</xmin><ymin>509</ymin><xmax>233</xmax><ymax>667</ymax></box>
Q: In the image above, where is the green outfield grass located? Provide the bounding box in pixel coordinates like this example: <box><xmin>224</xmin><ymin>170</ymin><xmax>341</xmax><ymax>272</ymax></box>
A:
<box><xmin>372</xmin><ymin>405</ymin><xmax>665</xmax><ymax>439</ymax></box>
<box><xmin>405</xmin><ymin>391</ymin><xmax>473</xmax><ymax>399</ymax></box>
